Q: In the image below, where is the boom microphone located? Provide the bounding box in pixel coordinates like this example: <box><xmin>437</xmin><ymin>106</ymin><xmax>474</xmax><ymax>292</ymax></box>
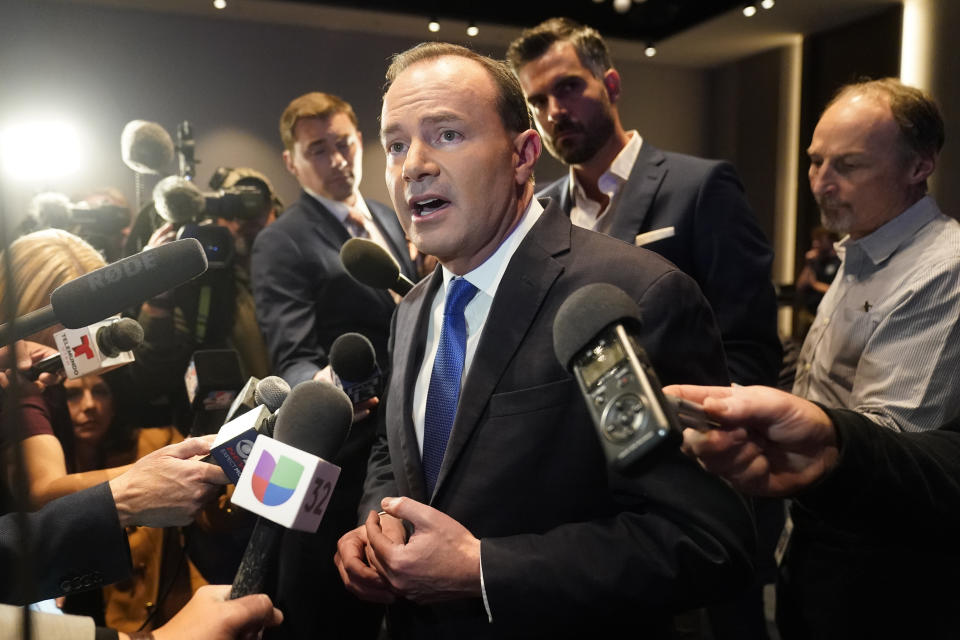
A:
<box><xmin>153</xmin><ymin>175</ymin><xmax>205</xmax><ymax>224</ymax></box>
<box><xmin>340</xmin><ymin>237</ymin><xmax>414</xmax><ymax>296</ymax></box>
<box><xmin>121</xmin><ymin>120</ymin><xmax>175</xmax><ymax>175</ymax></box>
<box><xmin>229</xmin><ymin>380</ymin><xmax>353</xmax><ymax>598</ymax></box>
<box><xmin>0</xmin><ymin>239</ymin><xmax>208</xmax><ymax>344</ymax></box>
<box><xmin>28</xmin><ymin>317</ymin><xmax>144</xmax><ymax>380</ymax></box>
<box><xmin>553</xmin><ymin>283</ymin><xmax>715</xmax><ymax>472</ymax></box>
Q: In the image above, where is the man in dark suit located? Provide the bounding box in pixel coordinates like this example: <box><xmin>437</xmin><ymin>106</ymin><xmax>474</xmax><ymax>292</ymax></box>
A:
<box><xmin>252</xmin><ymin>91</ymin><xmax>415</xmax><ymax>386</ymax></box>
<box><xmin>334</xmin><ymin>42</ymin><xmax>755</xmax><ymax>639</ymax></box>
<box><xmin>506</xmin><ymin>18</ymin><xmax>781</xmax><ymax>388</ymax></box>
<box><xmin>251</xmin><ymin>92</ymin><xmax>414</xmax><ymax>639</ymax></box>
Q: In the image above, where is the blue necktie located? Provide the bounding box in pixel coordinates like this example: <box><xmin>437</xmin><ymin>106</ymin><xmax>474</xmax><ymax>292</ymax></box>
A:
<box><xmin>422</xmin><ymin>277</ymin><xmax>479</xmax><ymax>496</ymax></box>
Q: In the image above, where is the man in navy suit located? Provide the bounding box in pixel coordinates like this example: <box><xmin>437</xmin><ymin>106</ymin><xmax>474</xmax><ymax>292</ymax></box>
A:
<box><xmin>507</xmin><ymin>18</ymin><xmax>781</xmax><ymax>389</ymax></box>
<box><xmin>334</xmin><ymin>42</ymin><xmax>754</xmax><ymax>639</ymax></box>
<box><xmin>251</xmin><ymin>92</ymin><xmax>414</xmax><ymax>639</ymax></box>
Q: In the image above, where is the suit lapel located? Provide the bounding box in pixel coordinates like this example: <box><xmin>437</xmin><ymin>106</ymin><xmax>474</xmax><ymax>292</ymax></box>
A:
<box><xmin>432</xmin><ymin>201</ymin><xmax>568</xmax><ymax>499</ymax></box>
<box><xmin>299</xmin><ymin>192</ymin><xmax>351</xmax><ymax>251</ymax></box>
<box><xmin>392</xmin><ymin>268</ymin><xmax>442</xmax><ymax>502</ymax></box>
<box><xmin>605</xmin><ymin>142</ymin><xmax>667</xmax><ymax>243</ymax></box>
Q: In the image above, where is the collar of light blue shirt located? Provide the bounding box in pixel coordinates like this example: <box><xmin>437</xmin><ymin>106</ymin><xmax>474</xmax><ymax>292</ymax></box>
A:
<box><xmin>303</xmin><ymin>187</ymin><xmax>371</xmax><ymax>225</ymax></box>
<box><xmin>840</xmin><ymin>195</ymin><xmax>940</xmax><ymax>266</ymax></box>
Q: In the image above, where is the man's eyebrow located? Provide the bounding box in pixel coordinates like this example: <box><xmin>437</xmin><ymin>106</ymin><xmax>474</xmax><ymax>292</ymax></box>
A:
<box><xmin>381</xmin><ymin>112</ymin><xmax>466</xmax><ymax>140</ymax></box>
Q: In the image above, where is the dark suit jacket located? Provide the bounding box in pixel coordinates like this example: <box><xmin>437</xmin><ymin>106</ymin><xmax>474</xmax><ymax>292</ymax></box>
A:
<box><xmin>0</xmin><ymin>482</ymin><xmax>130</xmax><ymax>604</ymax></box>
<box><xmin>251</xmin><ymin>190</ymin><xmax>415</xmax><ymax>386</ymax></box>
<box><xmin>776</xmin><ymin>409</ymin><xmax>960</xmax><ymax>639</ymax></box>
<box><xmin>538</xmin><ymin>142</ymin><xmax>781</xmax><ymax>386</ymax></box>
<box><xmin>360</xmin><ymin>200</ymin><xmax>756</xmax><ymax>638</ymax></box>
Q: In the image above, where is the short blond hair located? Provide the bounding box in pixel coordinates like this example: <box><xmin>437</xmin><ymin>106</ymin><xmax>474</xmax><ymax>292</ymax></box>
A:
<box><xmin>279</xmin><ymin>92</ymin><xmax>358</xmax><ymax>151</ymax></box>
<box><xmin>0</xmin><ymin>229</ymin><xmax>106</xmax><ymax>322</ymax></box>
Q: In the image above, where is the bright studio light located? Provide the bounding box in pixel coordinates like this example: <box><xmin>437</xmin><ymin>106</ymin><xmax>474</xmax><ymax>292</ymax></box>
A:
<box><xmin>760</xmin><ymin>0</ymin><xmax>775</xmax><ymax>8</ymax></box>
<box><xmin>743</xmin><ymin>4</ymin><xmax>758</xmax><ymax>17</ymax></box>
<box><xmin>428</xmin><ymin>18</ymin><xmax>440</xmax><ymax>33</ymax></box>
<box><xmin>466</xmin><ymin>23</ymin><xmax>479</xmax><ymax>37</ymax></box>
<box><xmin>0</xmin><ymin>117</ymin><xmax>84</xmax><ymax>182</ymax></box>
<box><xmin>213</xmin><ymin>0</ymin><xmax>227</xmax><ymax>9</ymax></box>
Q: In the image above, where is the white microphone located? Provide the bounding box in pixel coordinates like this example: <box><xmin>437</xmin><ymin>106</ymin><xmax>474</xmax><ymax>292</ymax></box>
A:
<box><xmin>32</xmin><ymin>317</ymin><xmax>143</xmax><ymax>380</ymax></box>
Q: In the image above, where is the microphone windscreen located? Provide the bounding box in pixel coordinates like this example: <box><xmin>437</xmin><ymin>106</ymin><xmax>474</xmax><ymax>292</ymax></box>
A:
<box><xmin>552</xmin><ymin>283</ymin><xmax>642</xmax><ymax>370</ymax></box>
<box><xmin>153</xmin><ymin>175</ymin><xmax>205</xmax><ymax>224</ymax></box>
<box><xmin>273</xmin><ymin>380</ymin><xmax>352</xmax><ymax>460</ymax></box>
<box><xmin>121</xmin><ymin>120</ymin><xmax>175</xmax><ymax>175</ymax></box>
<box><xmin>50</xmin><ymin>238</ymin><xmax>208</xmax><ymax>329</ymax></box>
<box><xmin>340</xmin><ymin>237</ymin><xmax>400</xmax><ymax>290</ymax></box>
<box><xmin>329</xmin><ymin>332</ymin><xmax>376</xmax><ymax>382</ymax></box>
<box><xmin>96</xmin><ymin>317</ymin><xmax>145</xmax><ymax>357</ymax></box>
<box><xmin>253</xmin><ymin>376</ymin><xmax>291</xmax><ymax>413</ymax></box>
<box><xmin>28</xmin><ymin>192</ymin><xmax>72</xmax><ymax>228</ymax></box>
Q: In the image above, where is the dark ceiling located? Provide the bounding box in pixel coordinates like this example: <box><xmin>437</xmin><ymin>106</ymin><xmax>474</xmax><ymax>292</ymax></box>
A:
<box><xmin>279</xmin><ymin>0</ymin><xmax>746</xmax><ymax>43</ymax></box>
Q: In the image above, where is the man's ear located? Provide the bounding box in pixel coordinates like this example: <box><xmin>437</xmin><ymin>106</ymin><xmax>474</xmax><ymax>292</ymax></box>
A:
<box><xmin>282</xmin><ymin>149</ymin><xmax>296</xmax><ymax>177</ymax></box>
<box><xmin>909</xmin><ymin>151</ymin><xmax>936</xmax><ymax>185</ymax></box>
<box><xmin>513</xmin><ymin>129</ymin><xmax>542</xmax><ymax>185</ymax></box>
<box><xmin>603</xmin><ymin>69</ymin><xmax>622</xmax><ymax>104</ymax></box>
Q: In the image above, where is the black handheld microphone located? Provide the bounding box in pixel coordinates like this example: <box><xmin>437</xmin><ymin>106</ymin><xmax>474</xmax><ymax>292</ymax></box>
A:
<box><xmin>340</xmin><ymin>237</ymin><xmax>415</xmax><ymax>296</ymax></box>
<box><xmin>553</xmin><ymin>283</ymin><xmax>715</xmax><ymax>472</ymax></box>
<box><xmin>28</xmin><ymin>317</ymin><xmax>144</xmax><ymax>380</ymax></box>
<box><xmin>229</xmin><ymin>380</ymin><xmax>353</xmax><ymax>599</ymax></box>
<box><xmin>329</xmin><ymin>332</ymin><xmax>382</xmax><ymax>404</ymax></box>
<box><xmin>0</xmin><ymin>238</ymin><xmax>208</xmax><ymax>344</ymax></box>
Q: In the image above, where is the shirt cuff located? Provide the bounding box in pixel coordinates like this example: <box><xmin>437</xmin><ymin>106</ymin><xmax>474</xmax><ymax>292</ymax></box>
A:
<box><xmin>479</xmin><ymin>542</ymin><xmax>493</xmax><ymax>623</ymax></box>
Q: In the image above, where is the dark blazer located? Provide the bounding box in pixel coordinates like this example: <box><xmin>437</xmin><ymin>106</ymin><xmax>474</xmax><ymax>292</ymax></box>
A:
<box><xmin>538</xmin><ymin>142</ymin><xmax>782</xmax><ymax>386</ymax></box>
<box><xmin>251</xmin><ymin>191</ymin><xmax>415</xmax><ymax>386</ymax></box>
<box><xmin>360</xmin><ymin>200</ymin><xmax>756</xmax><ymax>638</ymax></box>
<box><xmin>776</xmin><ymin>408</ymin><xmax>960</xmax><ymax>639</ymax></box>
<box><xmin>0</xmin><ymin>482</ymin><xmax>130</xmax><ymax>605</ymax></box>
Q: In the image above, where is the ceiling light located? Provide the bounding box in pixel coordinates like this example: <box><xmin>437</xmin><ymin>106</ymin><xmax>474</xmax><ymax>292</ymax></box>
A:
<box><xmin>466</xmin><ymin>23</ymin><xmax>479</xmax><ymax>37</ymax></box>
<box><xmin>742</xmin><ymin>3</ymin><xmax>758</xmax><ymax>17</ymax></box>
<box><xmin>613</xmin><ymin>0</ymin><xmax>631</xmax><ymax>13</ymax></box>
<box><xmin>213</xmin><ymin>0</ymin><xmax>226</xmax><ymax>9</ymax></box>
<box><xmin>644</xmin><ymin>43</ymin><xmax>657</xmax><ymax>57</ymax></box>
<box><xmin>760</xmin><ymin>0</ymin><xmax>775</xmax><ymax>8</ymax></box>
<box><xmin>428</xmin><ymin>18</ymin><xmax>440</xmax><ymax>32</ymax></box>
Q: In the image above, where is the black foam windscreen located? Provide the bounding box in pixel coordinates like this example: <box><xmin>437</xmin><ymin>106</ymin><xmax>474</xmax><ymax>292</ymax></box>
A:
<box><xmin>253</xmin><ymin>376</ymin><xmax>291</xmax><ymax>413</ymax></box>
<box><xmin>96</xmin><ymin>317</ymin><xmax>145</xmax><ymax>357</ymax></box>
<box><xmin>340</xmin><ymin>237</ymin><xmax>400</xmax><ymax>290</ymax></box>
<box><xmin>272</xmin><ymin>380</ymin><xmax>353</xmax><ymax>459</ymax></box>
<box><xmin>49</xmin><ymin>238</ymin><xmax>207</xmax><ymax>329</ymax></box>
<box><xmin>552</xmin><ymin>282</ymin><xmax>643</xmax><ymax>370</ymax></box>
<box><xmin>329</xmin><ymin>332</ymin><xmax>377</xmax><ymax>382</ymax></box>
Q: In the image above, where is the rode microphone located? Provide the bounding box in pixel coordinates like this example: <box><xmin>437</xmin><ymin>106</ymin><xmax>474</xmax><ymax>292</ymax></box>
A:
<box><xmin>340</xmin><ymin>237</ymin><xmax>414</xmax><ymax>296</ymax></box>
<box><xmin>0</xmin><ymin>238</ymin><xmax>208</xmax><ymax>343</ymax></box>
<box><xmin>121</xmin><ymin>120</ymin><xmax>175</xmax><ymax>175</ymax></box>
<box><xmin>229</xmin><ymin>380</ymin><xmax>353</xmax><ymax>598</ymax></box>
<box><xmin>28</xmin><ymin>317</ymin><xmax>144</xmax><ymax>380</ymax></box>
<box><xmin>329</xmin><ymin>332</ymin><xmax>382</xmax><ymax>404</ymax></box>
<box><xmin>553</xmin><ymin>283</ymin><xmax>715</xmax><ymax>472</ymax></box>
